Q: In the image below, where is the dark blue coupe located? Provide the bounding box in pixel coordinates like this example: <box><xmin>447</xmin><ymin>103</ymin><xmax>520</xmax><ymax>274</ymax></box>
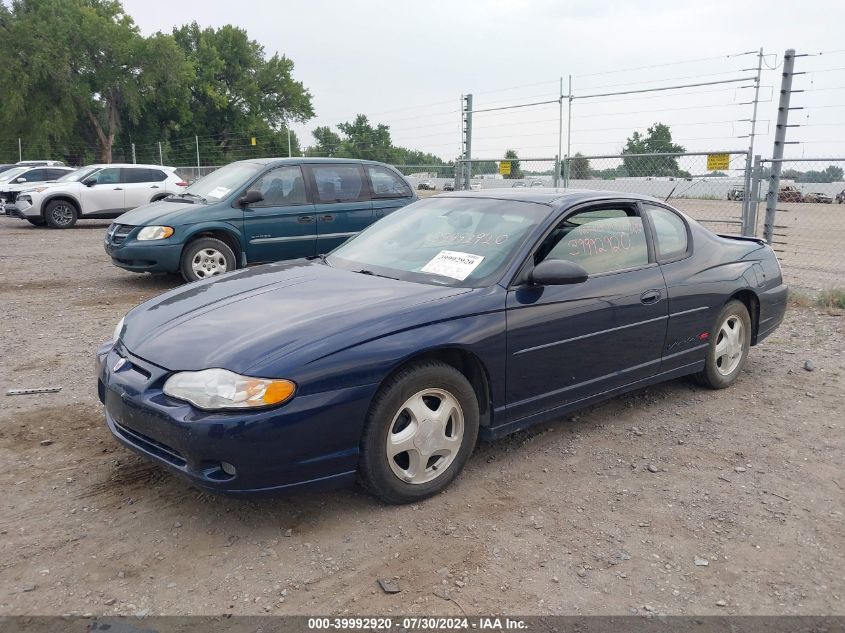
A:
<box><xmin>96</xmin><ymin>189</ymin><xmax>787</xmax><ymax>503</ymax></box>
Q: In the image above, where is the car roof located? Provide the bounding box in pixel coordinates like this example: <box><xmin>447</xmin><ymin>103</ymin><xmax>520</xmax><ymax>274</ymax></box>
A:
<box><xmin>225</xmin><ymin>157</ymin><xmax>399</xmax><ymax>167</ymax></box>
<box><xmin>436</xmin><ymin>187</ymin><xmax>665</xmax><ymax>207</ymax></box>
<box><xmin>83</xmin><ymin>163</ymin><xmax>175</xmax><ymax>169</ymax></box>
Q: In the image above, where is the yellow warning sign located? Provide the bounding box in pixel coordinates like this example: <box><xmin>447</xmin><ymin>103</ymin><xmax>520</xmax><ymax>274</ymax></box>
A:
<box><xmin>499</xmin><ymin>161</ymin><xmax>511</xmax><ymax>175</ymax></box>
<box><xmin>706</xmin><ymin>153</ymin><xmax>729</xmax><ymax>171</ymax></box>
<box><xmin>251</xmin><ymin>137</ymin><xmax>257</xmax><ymax>146</ymax></box>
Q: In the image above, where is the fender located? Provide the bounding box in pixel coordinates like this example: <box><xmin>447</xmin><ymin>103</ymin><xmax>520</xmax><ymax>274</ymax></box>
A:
<box><xmin>40</xmin><ymin>192</ymin><xmax>82</xmax><ymax>215</ymax></box>
<box><xmin>181</xmin><ymin>221</ymin><xmax>247</xmax><ymax>263</ymax></box>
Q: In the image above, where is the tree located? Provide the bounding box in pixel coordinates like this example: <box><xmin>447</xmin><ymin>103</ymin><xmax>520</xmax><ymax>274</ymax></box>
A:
<box><xmin>622</xmin><ymin>123</ymin><xmax>686</xmax><ymax>177</ymax></box>
<box><xmin>502</xmin><ymin>149</ymin><xmax>524</xmax><ymax>179</ymax></box>
<box><xmin>568</xmin><ymin>153</ymin><xmax>591</xmax><ymax>180</ymax></box>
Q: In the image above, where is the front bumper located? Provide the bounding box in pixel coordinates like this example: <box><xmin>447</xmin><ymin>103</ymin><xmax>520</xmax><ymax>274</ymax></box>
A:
<box><xmin>105</xmin><ymin>239</ymin><xmax>184</xmax><ymax>274</ymax></box>
<box><xmin>96</xmin><ymin>342</ymin><xmax>374</xmax><ymax>495</ymax></box>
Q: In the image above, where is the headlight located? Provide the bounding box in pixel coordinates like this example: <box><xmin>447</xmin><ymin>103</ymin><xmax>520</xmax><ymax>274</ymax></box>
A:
<box><xmin>113</xmin><ymin>316</ymin><xmax>125</xmax><ymax>341</ymax></box>
<box><xmin>137</xmin><ymin>226</ymin><xmax>174</xmax><ymax>240</ymax></box>
<box><xmin>163</xmin><ymin>369</ymin><xmax>296</xmax><ymax>410</ymax></box>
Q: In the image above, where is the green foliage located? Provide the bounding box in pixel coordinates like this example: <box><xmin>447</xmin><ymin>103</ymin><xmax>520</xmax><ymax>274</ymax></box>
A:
<box><xmin>782</xmin><ymin>166</ymin><xmax>844</xmax><ymax>183</ymax></box>
<box><xmin>306</xmin><ymin>114</ymin><xmax>445</xmax><ymax>166</ymax></box>
<box><xmin>502</xmin><ymin>149</ymin><xmax>524</xmax><ymax>179</ymax></box>
<box><xmin>568</xmin><ymin>153</ymin><xmax>591</xmax><ymax>180</ymax></box>
<box><xmin>0</xmin><ymin>1</ymin><xmax>313</xmax><ymax>165</ymax></box>
<box><xmin>622</xmin><ymin>123</ymin><xmax>686</xmax><ymax>177</ymax></box>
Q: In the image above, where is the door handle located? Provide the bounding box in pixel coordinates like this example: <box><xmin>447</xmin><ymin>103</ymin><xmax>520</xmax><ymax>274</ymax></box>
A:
<box><xmin>298</xmin><ymin>215</ymin><xmax>314</xmax><ymax>223</ymax></box>
<box><xmin>113</xmin><ymin>187</ymin><xmax>123</xmax><ymax>191</ymax></box>
<box><xmin>150</xmin><ymin>185</ymin><xmax>160</xmax><ymax>189</ymax></box>
<box><xmin>320</xmin><ymin>214</ymin><xmax>334</xmax><ymax>222</ymax></box>
<box><xmin>640</xmin><ymin>289</ymin><xmax>662</xmax><ymax>305</ymax></box>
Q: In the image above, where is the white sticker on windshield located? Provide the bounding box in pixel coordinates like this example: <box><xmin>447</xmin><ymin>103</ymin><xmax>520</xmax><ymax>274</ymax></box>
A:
<box><xmin>207</xmin><ymin>186</ymin><xmax>231</xmax><ymax>199</ymax></box>
<box><xmin>420</xmin><ymin>250</ymin><xmax>484</xmax><ymax>281</ymax></box>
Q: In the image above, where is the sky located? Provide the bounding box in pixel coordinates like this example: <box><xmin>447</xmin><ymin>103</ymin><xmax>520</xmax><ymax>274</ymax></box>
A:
<box><xmin>122</xmin><ymin>0</ymin><xmax>845</xmax><ymax>169</ymax></box>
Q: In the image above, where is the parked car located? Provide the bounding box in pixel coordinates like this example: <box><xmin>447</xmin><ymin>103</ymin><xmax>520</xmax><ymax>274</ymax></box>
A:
<box><xmin>529</xmin><ymin>180</ymin><xmax>544</xmax><ymax>188</ymax></box>
<box><xmin>836</xmin><ymin>189</ymin><xmax>845</xmax><ymax>204</ymax></box>
<box><xmin>778</xmin><ymin>185</ymin><xmax>803</xmax><ymax>202</ymax></box>
<box><xmin>417</xmin><ymin>180</ymin><xmax>435</xmax><ymax>191</ymax></box>
<box><xmin>511</xmin><ymin>181</ymin><xmax>527</xmax><ymax>188</ymax></box>
<box><xmin>96</xmin><ymin>189</ymin><xmax>787</xmax><ymax>503</ymax></box>
<box><xmin>442</xmin><ymin>182</ymin><xmax>455</xmax><ymax>192</ymax></box>
<box><xmin>104</xmin><ymin>158</ymin><xmax>417</xmax><ymax>282</ymax></box>
<box><xmin>470</xmin><ymin>182</ymin><xmax>482</xmax><ymax>191</ymax></box>
<box><xmin>0</xmin><ymin>165</ymin><xmax>75</xmax><ymax>215</ymax></box>
<box><xmin>727</xmin><ymin>186</ymin><xmax>745</xmax><ymax>201</ymax></box>
<box><xmin>803</xmin><ymin>192</ymin><xmax>832</xmax><ymax>204</ymax></box>
<box><xmin>10</xmin><ymin>164</ymin><xmax>188</xmax><ymax>228</ymax></box>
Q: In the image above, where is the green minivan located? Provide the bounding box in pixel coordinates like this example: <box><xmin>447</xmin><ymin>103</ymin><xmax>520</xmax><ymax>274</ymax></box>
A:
<box><xmin>104</xmin><ymin>157</ymin><xmax>417</xmax><ymax>282</ymax></box>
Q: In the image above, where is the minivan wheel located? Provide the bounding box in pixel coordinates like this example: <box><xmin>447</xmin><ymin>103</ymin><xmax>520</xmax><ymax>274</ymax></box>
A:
<box><xmin>44</xmin><ymin>200</ymin><xmax>78</xmax><ymax>228</ymax></box>
<box><xmin>359</xmin><ymin>361</ymin><xmax>479</xmax><ymax>504</ymax></box>
<box><xmin>180</xmin><ymin>237</ymin><xmax>236</xmax><ymax>282</ymax></box>
<box><xmin>693</xmin><ymin>300</ymin><xmax>752</xmax><ymax>389</ymax></box>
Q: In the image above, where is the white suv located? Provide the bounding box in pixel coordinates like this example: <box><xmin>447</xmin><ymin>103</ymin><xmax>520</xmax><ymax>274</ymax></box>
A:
<box><xmin>13</xmin><ymin>163</ymin><xmax>188</xmax><ymax>228</ymax></box>
<box><xmin>0</xmin><ymin>165</ymin><xmax>75</xmax><ymax>215</ymax></box>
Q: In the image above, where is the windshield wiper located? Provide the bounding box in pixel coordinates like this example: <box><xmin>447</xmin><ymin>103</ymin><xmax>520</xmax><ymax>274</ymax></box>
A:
<box><xmin>354</xmin><ymin>269</ymin><xmax>397</xmax><ymax>280</ymax></box>
<box><xmin>167</xmin><ymin>192</ymin><xmax>207</xmax><ymax>203</ymax></box>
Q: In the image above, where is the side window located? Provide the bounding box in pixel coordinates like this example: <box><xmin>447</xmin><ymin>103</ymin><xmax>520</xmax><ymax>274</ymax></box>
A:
<box><xmin>22</xmin><ymin>169</ymin><xmax>45</xmax><ymax>181</ymax></box>
<box><xmin>47</xmin><ymin>169</ymin><xmax>67</xmax><ymax>180</ymax></box>
<box><xmin>93</xmin><ymin>168</ymin><xmax>121</xmax><ymax>185</ymax></box>
<box><xmin>536</xmin><ymin>206</ymin><xmax>649</xmax><ymax>275</ymax></box>
<box><xmin>310</xmin><ymin>164</ymin><xmax>367</xmax><ymax>203</ymax></box>
<box><xmin>250</xmin><ymin>166</ymin><xmax>307</xmax><ymax>207</ymax></box>
<box><xmin>366</xmin><ymin>165</ymin><xmax>412</xmax><ymax>198</ymax></box>
<box><xmin>148</xmin><ymin>169</ymin><xmax>167</xmax><ymax>182</ymax></box>
<box><xmin>122</xmin><ymin>168</ymin><xmax>153</xmax><ymax>183</ymax></box>
<box><xmin>644</xmin><ymin>205</ymin><xmax>689</xmax><ymax>260</ymax></box>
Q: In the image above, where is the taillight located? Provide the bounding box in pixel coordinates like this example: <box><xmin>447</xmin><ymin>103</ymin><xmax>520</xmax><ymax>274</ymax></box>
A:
<box><xmin>176</xmin><ymin>181</ymin><xmax>188</xmax><ymax>187</ymax></box>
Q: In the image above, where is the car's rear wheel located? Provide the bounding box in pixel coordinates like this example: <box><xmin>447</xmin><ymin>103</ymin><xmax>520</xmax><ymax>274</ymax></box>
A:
<box><xmin>694</xmin><ymin>300</ymin><xmax>752</xmax><ymax>389</ymax></box>
<box><xmin>44</xmin><ymin>200</ymin><xmax>78</xmax><ymax>229</ymax></box>
<box><xmin>359</xmin><ymin>361</ymin><xmax>479</xmax><ymax>504</ymax></box>
<box><xmin>180</xmin><ymin>237</ymin><xmax>236</xmax><ymax>282</ymax></box>
<box><xmin>26</xmin><ymin>217</ymin><xmax>46</xmax><ymax>226</ymax></box>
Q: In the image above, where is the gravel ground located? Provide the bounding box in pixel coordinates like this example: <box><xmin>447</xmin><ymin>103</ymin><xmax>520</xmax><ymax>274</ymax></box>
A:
<box><xmin>0</xmin><ymin>217</ymin><xmax>843</xmax><ymax>617</ymax></box>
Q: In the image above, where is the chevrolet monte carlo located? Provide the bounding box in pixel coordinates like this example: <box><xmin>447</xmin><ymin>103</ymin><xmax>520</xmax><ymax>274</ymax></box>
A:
<box><xmin>96</xmin><ymin>189</ymin><xmax>787</xmax><ymax>503</ymax></box>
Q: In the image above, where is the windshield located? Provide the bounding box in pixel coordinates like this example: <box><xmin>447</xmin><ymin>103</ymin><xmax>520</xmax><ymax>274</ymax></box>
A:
<box><xmin>183</xmin><ymin>162</ymin><xmax>265</xmax><ymax>202</ymax></box>
<box><xmin>328</xmin><ymin>197</ymin><xmax>549</xmax><ymax>287</ymax></box>
<box><xmin>0</xmin><ymin>167</ymin><xmax>29</xmax><ymax>183</ymax></box>
<box><xmin>57</xmin><ymin>167</ymin><xmax>100</xmax><ymax>182</ymax></box>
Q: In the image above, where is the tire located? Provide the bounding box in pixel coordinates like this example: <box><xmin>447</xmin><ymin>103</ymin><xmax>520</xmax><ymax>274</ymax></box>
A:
<box><xmin>26</xmin><ymin>217</ymin><xmax>46</xmax><ymax>226</ymax></box>
<box><xmin>179</xmin><ymin>237</ymin><xmax>236</xmax><ymax>282</ymax></box>
<box><xmin>359</xmin><ymin>361</ymin><xmax>480</xmax><ymax>504</ymax></box>
<box><xmin>693</xmin><ymin>300</ymin><xmax>752</xmax><ymax>389</ymax></box>
<box><xmin>44</xmin><ymin>199</ymin><xmax>78</xmax><ymax>229</ymax></box>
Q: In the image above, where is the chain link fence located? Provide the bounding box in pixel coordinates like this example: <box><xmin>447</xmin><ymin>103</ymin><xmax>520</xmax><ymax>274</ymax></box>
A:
<box><xmin>755</xmin><ymin>158</ymin><xmax>845</xmax><ymax>295</ymax></box>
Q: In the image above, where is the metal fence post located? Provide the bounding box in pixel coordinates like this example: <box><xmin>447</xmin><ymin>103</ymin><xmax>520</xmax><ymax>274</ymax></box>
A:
<box><xmin>553</xmin><ymin>155</ymin><xmax>560</xmax><ymax>188</ymax></box>
<box><xmin>741</xmin><ymin>48</ymin><xmax>764</xmax><ymax>233</ymax></box>
<box><xmin>195</xmin><ymin>135</ymin><xmax>201</xmax><ymax>169</ymax></box>
<box><xmin>131</xmin><ymin>143</ymin><xmax>136</xmax><ymax>164</ymax></box>
<box><xmin>158</xmin><ymin>142</ymin><xmax>163</xmax><ymax>165</ymax></box>
<box><xmin>462</xmin><ymin>94</ymin><xmax>473</xmax><ymax>191</ymax></box>
<box><xmin>763</xmin><ymin>49</ymin><xmax>796</xmax><ymax>244</ymax></box>
<box><xmin>747</xmin><ymin>154</ymin><xmax>763</xmax><ymax>236</ymax></box>
<box><xmin>18</xmin><ymin>138</ymin><xmax>22</xmax><ymax>162</ymax></box>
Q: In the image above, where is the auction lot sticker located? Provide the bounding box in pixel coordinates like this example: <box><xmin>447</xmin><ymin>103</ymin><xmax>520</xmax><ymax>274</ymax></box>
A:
<box><xmin>421</xmin><ymin>250</ymin><xmax>484</xmax><ymax>280</ymax></box>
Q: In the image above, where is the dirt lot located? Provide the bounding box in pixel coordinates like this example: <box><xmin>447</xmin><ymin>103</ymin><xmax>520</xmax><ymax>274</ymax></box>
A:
<box><xmin>0</xmin><ymin>216</ymin><xmax>843</xmax><ymax>617</ymax></box>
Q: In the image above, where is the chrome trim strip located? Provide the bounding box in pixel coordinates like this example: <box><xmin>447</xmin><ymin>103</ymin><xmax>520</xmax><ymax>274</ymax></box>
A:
<box><xmin>668</xmin><ymin>306</ymin><xmax>709</xmax><ymax>317</ymax></box>
<box><xmin>249</xmin><ymin>231</ymin><xmax>357</xmax><ymax>245</ymax></box>
<box><xmin>318</xmin><ymin>231</ymin><xmax>357</xmax><ymax>240</ymax></box>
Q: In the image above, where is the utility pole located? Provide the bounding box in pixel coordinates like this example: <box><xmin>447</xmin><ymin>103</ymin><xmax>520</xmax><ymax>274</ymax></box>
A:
<box><xmin>565</xmin><ymin>75</ymin><xmax>572</xmax><ymax>187</ymax></box>
<box><xmin>461</xmin><ymin>94</ymin><xmax>473</xmax><ymax>191</ymax></box>
<box><xmin>763</xmin><ymin>49</ymin><xmax>797</xmax><ymax>244</ymax></box>
<box><xmin>741</xmin><ymin>48</ymin><xmax>764</xmax><ymax>234</ymax></box>
<box><xmin>555</xmin><ymin>77</ymin><xmax>563</xmax><ymax>187</ymax></box>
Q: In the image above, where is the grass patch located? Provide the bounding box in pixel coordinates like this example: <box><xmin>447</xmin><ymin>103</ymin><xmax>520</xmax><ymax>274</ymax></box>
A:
<box><xmin>817</xmin><ymin>289</ymin><xmax>845</xmax><ymax>310</ymax></box>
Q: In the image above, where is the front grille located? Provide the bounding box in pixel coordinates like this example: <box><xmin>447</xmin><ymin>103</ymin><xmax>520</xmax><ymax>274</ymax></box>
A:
<box><xmin>107</xmin><ymin>223</ymin><xmax>133</xmax><ymax>245</ymax></box>
<box><xmin>112</xmin><ymin>419</ymin><xmax>186</xmax><ymax>467</ymax></box>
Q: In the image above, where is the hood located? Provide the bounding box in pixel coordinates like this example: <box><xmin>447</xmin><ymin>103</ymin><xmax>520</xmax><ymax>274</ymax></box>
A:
<box><xmin>121</xmin><ymin>260</ymin><xmax>472</xmax><ymax>374</ymax></box>
<box><xmin>116</xmin><ymin>199</ymin><xmax>209</xmax><ymax>226</ymax></box>
<box><xmin>1</xmin><ymin>180</ymin><xmax>62</xmax><ymax>193</ymax></box>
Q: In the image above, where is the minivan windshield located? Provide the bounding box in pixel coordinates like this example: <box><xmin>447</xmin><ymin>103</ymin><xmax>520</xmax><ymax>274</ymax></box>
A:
<box><xmin>183</xmin><ymin>162</ymin><xmax>265</xmax><ymax>202</ymax></box>
<box><xmin>328</xmin><ymin>197</ymin><xmax>549</xmax><ymax>288</ymax></box>
<box><xmin>56</xmin><ymin>167</ymin><xmax>99</xmax><ymax>182</ymax></box>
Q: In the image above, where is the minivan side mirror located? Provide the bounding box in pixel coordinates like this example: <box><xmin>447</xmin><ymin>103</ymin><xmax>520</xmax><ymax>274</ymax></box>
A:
<box><xmin>528</xmin><ymin>259</ymin><xmax>589</xmax><ymax>286</ymax></box>
<box><xmin>238</xmin><ymin>189</ymin><xmax>264</xmax><ymax>206</ymax></box>
<box><xmin>15</xmin><ymin>177</ymin><xmax>27</xmax><ymax>183</ymax></box>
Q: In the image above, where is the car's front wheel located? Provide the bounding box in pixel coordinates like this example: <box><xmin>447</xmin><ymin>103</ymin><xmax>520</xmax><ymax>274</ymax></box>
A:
<box><xmin>359</xmin><ymin>361</ymin><xmax>480</xmax><ymax>504</ymax></box>
<box><xmin>180</xmin><ymin>237</ymin><xmax>236</xmax><ymax>282</ymax></box>
<box><xmin>44</xmin><ymin>200</ymin><xmax>78</xmax><ymax>229</ymax></box>
<box><xmin>694</xmin><ymin>300</ymin><xmax>752</xmax><ymax>389</ymax></box>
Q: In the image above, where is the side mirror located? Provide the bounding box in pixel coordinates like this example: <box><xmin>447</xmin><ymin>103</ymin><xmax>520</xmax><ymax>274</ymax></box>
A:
<box><xmin>82</xmin><ymin>178</ymin><xmax>96</xmax><ymax>187</ymax></box>
<box><xmin>528</xmin><ymin>259</ymin><xmax>588</xmax><ymax>286</ymax></box>
<box><xmin>15</xmin><ymin>177</ymin><xmax>27</xmax><ymax>183</ymax></box>
<box><xmin>238</xmin><ymin>189</ymin><xmax>263</xmax><ymax>206</ymax></box>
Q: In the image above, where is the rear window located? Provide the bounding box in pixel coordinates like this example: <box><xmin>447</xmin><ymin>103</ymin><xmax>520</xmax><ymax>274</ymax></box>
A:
<box><xmin>366</xmin><ymin>165</ymin><xmax>412</xmax><ymax>198</ymax></box>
